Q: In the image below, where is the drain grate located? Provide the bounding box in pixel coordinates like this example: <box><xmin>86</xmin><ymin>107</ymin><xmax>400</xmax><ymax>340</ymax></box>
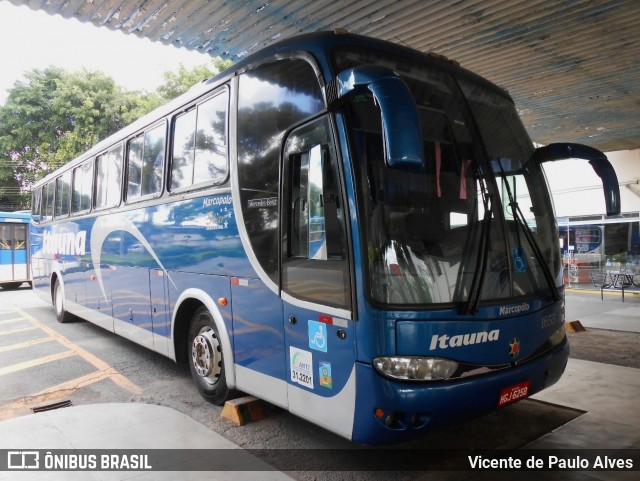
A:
<box><xmin>31</xmin><ymin>400</ymin><xmax>73</xmax><ymax>413</ymax></box>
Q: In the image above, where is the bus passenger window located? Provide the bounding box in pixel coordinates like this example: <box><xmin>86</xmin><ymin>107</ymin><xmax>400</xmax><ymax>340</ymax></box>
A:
<box><xmin>127</xmin><ymin>135</ymin><xmax>144</xmax><ymax>199</ymax></box>
<box><xmin>171</xmin><ymin>109</ymin><xmax>196</xmax><ymax>190</ymax></box>
<box><xmin>72</xmin><ymin>161</ymin><xmax>93</xmax><ymax>214</ymax></box>
<box><xmin>142</xmin><ymin>124</ymin><xmax>165</xmax><ymax>196</ymax></box>
<box><xmin>170</xmin><ymin>90</ymin><xmax>228</xmax><ymax>191</ymax></box>
<box><xmin>55</xmin><ymin>171</ymin><xmax>72</xmax><ymax>218</ymax></box>
<box><xmin>282</xmin><ymin>117</ymin><xmax>350</xmax><ymax>310</ymax></box>
<box><xmin>194</xmin><ymin>94</ymin><xmax>227</xmax><ymax>184</ymax></box>
<box><xmin>126</xmin><ymin>124</ymin><xmax>165</xmax><ymax>201</ymax></box>
<box><xmin>95</xmin><ymin>145</ymin><xmax>123</xmax><ymax>209</ymax></box>
<box><xmin>43</xmin><ymin>182</ymin><xmax>55</xmax><ymax>222</ymax></box>
<box><xmin>31</xmin><ymin>187</ymin><xmax>42</xmax><ymax>223</ymax></box>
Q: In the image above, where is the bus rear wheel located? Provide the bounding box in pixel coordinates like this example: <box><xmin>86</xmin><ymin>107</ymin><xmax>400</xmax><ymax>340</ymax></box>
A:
<box><xmin>188</xmin><ymin>307</ymin><xmax>233</xmax><ymax>405</ymax></box>
<box><xmin>53</xmin><ymin>279</ymin><xmax>72</xmax><ymax>323</ymax></box>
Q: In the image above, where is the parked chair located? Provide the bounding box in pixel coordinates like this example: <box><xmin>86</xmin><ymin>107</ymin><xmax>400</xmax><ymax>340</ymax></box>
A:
<box><xmin>590</xmin><ymin>271</ymin><xmax>611</xmax><ymax>300</ymax></box>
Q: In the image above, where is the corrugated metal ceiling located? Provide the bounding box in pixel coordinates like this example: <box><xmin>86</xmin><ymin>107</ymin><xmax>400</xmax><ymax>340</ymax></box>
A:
<box><xmin>9</xmin><ymin>0</ymin><xmax>640</xmax><ymax>153</ymax></box>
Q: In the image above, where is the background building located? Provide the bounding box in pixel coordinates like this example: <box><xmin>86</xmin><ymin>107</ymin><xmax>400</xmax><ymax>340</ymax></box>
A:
<box><xmin>543</xmin><ymin>149</ymin><xmax>640</xmax><ymax>284</ymax></box>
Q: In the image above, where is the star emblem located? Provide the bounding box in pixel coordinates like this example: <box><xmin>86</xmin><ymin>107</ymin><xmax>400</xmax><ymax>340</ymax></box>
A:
<box><xmin>509</xmin><ymin>338</ymin><xmax>521</xmax><ymax>359</ymax></box>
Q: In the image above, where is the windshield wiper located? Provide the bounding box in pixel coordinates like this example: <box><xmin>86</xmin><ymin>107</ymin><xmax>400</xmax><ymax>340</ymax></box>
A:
<box><xmin>463</xmin><ymin>179</ymin><xmax>493</xmax><ymax>315</ymax></box>
<box><xmin>496</xmin><ymin>161</ymin><xmax>561</xmax><ymax>302</ymax></box>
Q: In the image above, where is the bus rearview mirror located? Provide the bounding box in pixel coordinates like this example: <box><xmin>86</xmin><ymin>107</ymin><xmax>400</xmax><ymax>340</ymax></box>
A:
<box><xmin>531</xmin><ymin>142</ymin><xmax>621</xmax><ymax>216</ymax></box>
<box><xmin>332</xmin><ymin>65</ymin><xmax>425</xmax><ymax>169</ymax></box>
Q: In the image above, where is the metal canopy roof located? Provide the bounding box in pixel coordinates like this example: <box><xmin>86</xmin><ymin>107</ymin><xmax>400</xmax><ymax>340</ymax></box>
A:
<box><xmin>10</xmin><ymin>0</ymin><xmax>640</xmax><ymax>153</ymax></box>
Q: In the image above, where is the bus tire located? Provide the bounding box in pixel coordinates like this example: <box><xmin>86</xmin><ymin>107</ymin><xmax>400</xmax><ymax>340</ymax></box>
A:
<box><xmin>53</xmin><ymin>279</ymin><xmax>72</xmax><ymax>323</ymax></box>
<box><xmin>188</xmin><ymin>306</ymin><xmax>233</xmax><ymax>405</ymax></box>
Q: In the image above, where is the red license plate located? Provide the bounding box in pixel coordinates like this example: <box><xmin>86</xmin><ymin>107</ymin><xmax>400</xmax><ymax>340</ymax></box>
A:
<box><xmin>498</xmin><ymin>381</ymin><xmax>531</xmax><ymax>407</ymax></box>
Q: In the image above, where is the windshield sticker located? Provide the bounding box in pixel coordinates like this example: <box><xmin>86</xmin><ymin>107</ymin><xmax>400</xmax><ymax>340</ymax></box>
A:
<box><xmin>512</xmin><ymin>246</ymin><xmax>527</xmax><ymax>272</ymax></box>
<box><xmin>319</xmin><ymin>361</ymin><xmax>333</xmax><ymax>389</ymax></box>
<box><xmin>290</xmin><ymin>347</ymin><xmax>313</xmax><ymax>389</ymax></box>
<box><xmin>308</xmin><ymin>320</ymin><xmax>328</xmax><ymax>353</ymax></box>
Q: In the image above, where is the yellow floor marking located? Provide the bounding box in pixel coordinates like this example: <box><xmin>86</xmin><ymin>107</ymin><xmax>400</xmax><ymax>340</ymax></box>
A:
<box><xmin>0</xmin><ymin>326</ymin><xmax>37</xmax><ymax>336</ymax></box>
<box><xmin>0</xmin><ymin>337</ymin><xmax>54</xmax><ymax>353</ymax></box>
<box><xmin>565</xmin><ymin>288</ymin><xmax>640</xmax><ymax>297</ymax></box>
<box><xmin>0</xmin><ymin>350</ymin><xmax>75</xmax><ymax>376</ymax></box>
<box><xmin>14</xmin><ymin>308</ymin><xmax>142</xmax><ymax>395</ymax></box>
<box><xmin>0</xmin><ymin>369</ymin><xmax>120</xmax><ymax>420</ymax></box>
<box><xmin>0</xmin><ymin>317</ymin><xmax>27</xmax><ymax>325</ymax></box>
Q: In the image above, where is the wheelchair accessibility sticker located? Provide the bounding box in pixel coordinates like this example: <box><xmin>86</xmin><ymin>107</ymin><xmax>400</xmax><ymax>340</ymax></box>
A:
<box><xmin>308</xmin><ymin>320</ymin><xmax>328</xmax><ymax>352</ymax></box>
<box><xmin>512</xmin><ymin>246</ymin><xmax>527</xmax><ymax>273</ymax></box>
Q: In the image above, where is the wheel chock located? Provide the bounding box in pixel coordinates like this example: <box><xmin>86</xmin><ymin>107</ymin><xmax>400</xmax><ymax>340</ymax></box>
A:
<box><xmin>566</xmin><ymin>320</ymin><xmax>586</xmax><ymax>333</ymax></box>
<box><xmin>220</xmin><ymin>395</ymin><xmax>267</xmax><ymax>426</ymax></box>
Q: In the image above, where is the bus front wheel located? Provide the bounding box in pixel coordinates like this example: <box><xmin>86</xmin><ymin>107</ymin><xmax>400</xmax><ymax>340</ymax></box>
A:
<box><xmin>188</xmin><ymin>307</ymin><xmax>233</xmax><ymax>405</ymax></box>
<box><xmin>53</xmin><ymin>279</ymin><xmax>72</xmax><ymax>323</ymax></box>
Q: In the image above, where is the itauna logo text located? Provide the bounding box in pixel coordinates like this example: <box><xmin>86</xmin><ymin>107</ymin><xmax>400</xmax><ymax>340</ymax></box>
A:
<box><xmin>43</xmin><ymin>230</ymin><xmax>87</xmax><ymax>256</ymax></box>
<box><xmin>429</xmin><ymin>329</ymin><xmax>500</xmax><ymax>350</ymax></box>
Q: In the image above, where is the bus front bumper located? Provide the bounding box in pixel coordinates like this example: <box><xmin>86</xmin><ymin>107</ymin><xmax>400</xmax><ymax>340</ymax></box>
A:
<box><xmin>351</xmin><ymin>336</ymin><xmax>569</xmax><ymax>444</ymax></box>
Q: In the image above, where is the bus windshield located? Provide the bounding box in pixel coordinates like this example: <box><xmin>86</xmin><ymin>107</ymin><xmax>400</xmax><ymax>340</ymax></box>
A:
<box><xmin>335</xmin><ymin>48</ymin><xmax>561</xmax><ymax>307</ymax></box>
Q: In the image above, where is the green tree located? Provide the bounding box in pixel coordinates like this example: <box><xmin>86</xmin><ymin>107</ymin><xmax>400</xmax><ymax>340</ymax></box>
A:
<box><xmin>0</xmin><ymin>58</ymin><xmax>234</xmax><ymax>210</ymax></box>
<box><xmin>0</xmin><ymin>67</ymin><xmax>65</xmax><ymax>209</ymax></box>
<box><xmin>0</xmin><ymin>67</ymin><xmax>154</xmax><ymax>208</ymax></box>
<box><xmin>157</xmin><ymin>58</ymin><xmax>233</xmax><ymax>102</ymax></box>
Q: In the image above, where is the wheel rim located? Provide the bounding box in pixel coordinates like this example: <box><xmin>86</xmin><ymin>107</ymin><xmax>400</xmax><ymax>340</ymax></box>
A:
<box><xmin>191</xmin><ymin>326</ymin><xmax>222</xmax><ymax>385</ymax></box>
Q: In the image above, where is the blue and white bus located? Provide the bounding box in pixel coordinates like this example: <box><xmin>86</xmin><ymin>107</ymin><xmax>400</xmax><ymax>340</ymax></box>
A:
<box><xmin>0</xmin><ymin>210</ymin><xmax>30</xmax><ymax>290</ymax></box>
<box><xmin>30</xmin><ymin>31</ymin><xmax>620</xmax><ymax>444</ymax></box>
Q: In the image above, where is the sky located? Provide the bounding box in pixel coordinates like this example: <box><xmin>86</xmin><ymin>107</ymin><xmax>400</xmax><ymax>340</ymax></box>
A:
<box><xmin>0</xmin><ymin>1</ymin><xmax>211</xmax><ymax>103</ymax></box>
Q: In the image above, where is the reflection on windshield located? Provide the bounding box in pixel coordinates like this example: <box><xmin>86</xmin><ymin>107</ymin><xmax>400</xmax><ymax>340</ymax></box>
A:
<box><xmin>338</xmin><ymin>48</ymin><xmax>561</xmax><ymax>307</ymax></box>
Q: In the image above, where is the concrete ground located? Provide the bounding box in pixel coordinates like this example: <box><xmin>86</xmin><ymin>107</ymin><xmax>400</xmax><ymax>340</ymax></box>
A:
<box><xmin>0</xmin><ymin>288</ymin><xmax>638</xmax><ymax>480</ymax></box>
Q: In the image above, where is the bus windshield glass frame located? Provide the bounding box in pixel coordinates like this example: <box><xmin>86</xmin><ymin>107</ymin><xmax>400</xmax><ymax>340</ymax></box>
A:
<box><xmin>334</xmin><ymin>47</ymin><xmax>562</xmax><ymax>308</ymax></box>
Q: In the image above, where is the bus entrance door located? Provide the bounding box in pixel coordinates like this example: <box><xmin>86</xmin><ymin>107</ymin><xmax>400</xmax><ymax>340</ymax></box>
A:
<box><xmin>283</xmin><ymin>302</ymin><xmax>356</xmax><ymax>439</ymax></box>
<box><xmin>0</xmin><ymin>222</ymin><xmax>28</xmax><ymax>285</ymax></box>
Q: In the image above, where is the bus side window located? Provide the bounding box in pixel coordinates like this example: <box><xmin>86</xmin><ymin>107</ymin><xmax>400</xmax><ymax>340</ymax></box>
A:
<box><xmin>43</xmin><ymin>182</ymin><xmax>55</xmax><ymax>223</ymax></box>
<box><xmin>32</xmin><ymin>187</ymin><xmax>42</xmax><ymax>224</ymax></box>
<box><xmin>95</xmin><ymin>145</ymin><xmax>123</xmax><ymax>209</ymax></box>
<box><xmin>127</xmin><ymin>135</ymin><xmax>144</xmax><ymax>199</ymax></box>
<box><xmin>71</xmin><ymin>160</ymin><xmax>93</xmax><ymax>214</ymax></box>
<box><xmin>126</xmin><ymin>124</ymin><xmax>165</xmax><ymax>201</ymax></box>
<box><xmin>171</xmin><ymin>109</ymin><xmax>196</xmax><ymax>190</ymax></box>
<box><xmin>282</xmin><ymin>117</ymin><xmax>350</xmax><ymax>310</ymax></box>
<box><xmin>170</xmin><ymin>90</ymin><xmax>228</xmax><ymax>191</ymax></box>
<box><xmin>142</xmin><ymin>124</ymin><xmax>165</xmax><ymax>196</ymax></box>
<box><xmin>55</xmin><ymin>171</ymin><xmax>72</xmax><ymax>219</ymax></box>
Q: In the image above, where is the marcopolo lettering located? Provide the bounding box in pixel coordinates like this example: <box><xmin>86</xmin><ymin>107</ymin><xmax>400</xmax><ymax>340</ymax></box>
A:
<box><xmin>202</xmin><ymin>195</ymin><xmax>232</xmax><ymax>207</ymax></box>
<box><xmin>499</xmin><ymin>302</ymin><xmax>530</xmax><ymax>316</ymax></box>
<box><xmin>43</xmin><ymin>230</ymin><xmax>87</xmax><ymax>256</ymax></box>
<box><xmin>429</xmin><ymin>329</ymin><xmax>500</xmax><ymax>350</ymax></box>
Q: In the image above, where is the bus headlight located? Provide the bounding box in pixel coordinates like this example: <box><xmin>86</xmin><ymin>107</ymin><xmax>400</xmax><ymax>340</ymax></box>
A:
<box><xmin>549</xmin><ymin>323</ymin><xmax>566</xmax><ymax>347</ymax></box>
<box><xmin>373</xmin><ymin>356</ymin><xmax>458</xmax><ymax>381</ymax></box>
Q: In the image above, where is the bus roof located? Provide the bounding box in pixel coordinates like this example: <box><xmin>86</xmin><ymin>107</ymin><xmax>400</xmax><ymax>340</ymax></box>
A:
<box><xmin>33</xmin><ymin>31</ymin><xmax>509</xmax><ymax>189</ymax></box>
<box><xmin>0</xmin><ymin>210</ymin><xmax>30</xmax><ymax>222</ymax></box>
